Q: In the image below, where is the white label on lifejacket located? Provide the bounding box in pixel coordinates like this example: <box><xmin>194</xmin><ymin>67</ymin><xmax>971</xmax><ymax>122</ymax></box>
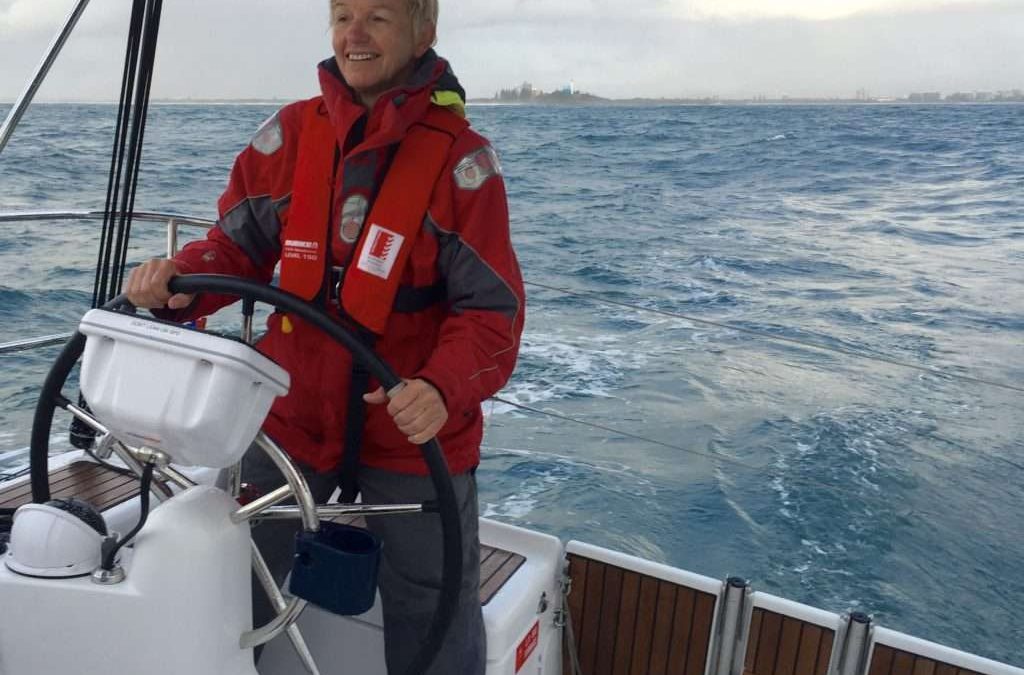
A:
<box><xmin>282</xmin><ymin>238</ymin><xmax>320</xmax><ymax>262</ymax></box>
<box><xmin>356</xmin><ymin>224</ymin><xmax>404</xmax><ymax>279</ymax></box>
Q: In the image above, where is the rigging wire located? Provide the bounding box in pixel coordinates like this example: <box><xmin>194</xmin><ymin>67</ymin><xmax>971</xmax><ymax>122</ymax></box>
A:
<box><xmin>489</xmin><ymin>396</ymin><xmax>743</xmax><ymax>466</ymax></box>
<box><xmin>112</xmin><ymin>0</ymin><xmax>164</xmax><ymax>299</ymax></box>
<box><xmin>93</xmin><ymin>0</ymin><xmax>164</xmax><ymax>308</ymax></box>
<box><xmin>75</xmin><ymin>0</ymin><xmax>165</xmax><ymax>452</ymax></box>
<box><xmin>525</xmin><ymin>280</ymin><xmax>1024</xmax><ymax>395</ymax></box>
<box><xmin>489</xmin><ymin>395</ymin><xmax>922</xmax><ymax>503</ymax></box>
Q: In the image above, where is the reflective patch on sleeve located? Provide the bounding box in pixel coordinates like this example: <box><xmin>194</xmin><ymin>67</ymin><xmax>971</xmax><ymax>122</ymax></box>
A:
<box><xmin>250</xmin><ymin>112</ymin><xmax>284</xmax><ymax>155</ymax></box>
<box><xmin>453</xmin><ymin>146</ymin><xmax>503</xmax><ymax>191</ymax></box>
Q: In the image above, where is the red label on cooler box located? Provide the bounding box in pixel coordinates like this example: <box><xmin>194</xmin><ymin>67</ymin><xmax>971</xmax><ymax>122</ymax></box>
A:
<box><xmin>515</xmin><ymin>620</ymin><xmax>540</xmax><ymax>672</ymax></box>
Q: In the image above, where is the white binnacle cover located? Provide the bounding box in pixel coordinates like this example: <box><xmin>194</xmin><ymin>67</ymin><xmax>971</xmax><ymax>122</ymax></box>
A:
<box><xmin>78</xmin><ymin>309</ymin><xmax>290</xmax><ymax>468</ymax></box>
<box><xmin>5</xmin><ymin>503</ymin><xmax>104</xmax><ymax>577</ymax></box>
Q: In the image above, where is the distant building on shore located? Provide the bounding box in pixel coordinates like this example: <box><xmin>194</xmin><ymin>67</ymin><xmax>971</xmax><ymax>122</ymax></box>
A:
<box><xmin>494</xmin><ymin>82</ymin><xmax>540</xmax><ymax>102</ymax></box>
<box><xmin>490</xmin><ymin>81</ymin><xmax>602</xmax><ymax>104</ymax></box>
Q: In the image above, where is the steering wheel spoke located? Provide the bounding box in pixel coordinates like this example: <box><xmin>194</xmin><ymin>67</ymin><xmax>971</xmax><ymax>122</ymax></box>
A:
<box><xmin>231</xmin><ymin>483</ymin><xmax>295</xmax><ymax>524</ymax></box>
<box><xmin>252</xmin><ymin>502</ymin><xmax>429</xmax><ymax>523</ymax></box>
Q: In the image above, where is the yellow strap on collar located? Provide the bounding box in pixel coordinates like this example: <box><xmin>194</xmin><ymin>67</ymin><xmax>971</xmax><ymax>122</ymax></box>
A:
<box><xmin>431</xmin><ymin>90</ymin><xmax>466</xmax><ymax>118</ymax></box>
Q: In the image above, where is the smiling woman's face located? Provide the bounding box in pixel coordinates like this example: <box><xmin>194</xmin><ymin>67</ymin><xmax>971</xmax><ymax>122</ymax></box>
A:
<box><xmin>331</xmin><ymin>0</ymin><xmax>435</xmax><ymax>109</ymax></box>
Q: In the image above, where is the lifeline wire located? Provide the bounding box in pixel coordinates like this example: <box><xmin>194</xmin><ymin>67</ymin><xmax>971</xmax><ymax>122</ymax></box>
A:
<box><xmin>525</xmin><ymin>280</ymin><xmax>1024</xmax><ymax>395</ymax></box>
<box><xmin>486</xmin><ymin>395</ymin><xmax>1009</xmax><ymax>502</ymax></box>
<box><xmin>490</xmin><ymin>395</ymin><xmax>756</xmax><ymax>472</ymax></box>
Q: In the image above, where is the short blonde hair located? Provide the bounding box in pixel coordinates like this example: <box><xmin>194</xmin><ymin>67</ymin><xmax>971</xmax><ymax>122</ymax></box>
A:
<box><xmin>330</xmin><ymin>1</ymin><xmax>437</xmax><ymax>35</ymax></box>
<box><xmin>408</xmin><ymin>0</ymin><xmax>438</xmax><ymax>34</ymax></box>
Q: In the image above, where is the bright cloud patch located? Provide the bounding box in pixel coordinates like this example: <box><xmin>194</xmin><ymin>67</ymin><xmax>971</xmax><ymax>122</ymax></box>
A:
<box><xmin>447</xmin><ymin>0</ymin><xmax>1005</xmax><ymax>24</ymax></box>
<box><xmin>0</xmin><ymin>0</ymin><xmax>69</xmax><ymax>32</ymax></box>
<box><xmin>679</xmin><ymin>0</ymin><xmax>1001</xmax><ymax>21</ymax></box>
<box><xmin>1</xmin><ymin>0</ymin><xmax>123</xmax><ymax>36</ymax></box>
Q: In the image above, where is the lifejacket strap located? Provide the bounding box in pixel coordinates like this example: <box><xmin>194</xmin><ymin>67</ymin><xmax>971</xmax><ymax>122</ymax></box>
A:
<box><xmin>339</xmin><ymin>328</ymin><xmax>376</xmax><ymax>503</ymax></box>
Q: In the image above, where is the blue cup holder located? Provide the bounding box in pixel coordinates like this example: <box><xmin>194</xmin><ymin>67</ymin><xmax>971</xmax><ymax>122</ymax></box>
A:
<box><xmin>289</xmin><ymin>522</ymin><xmax>382</xmax><ymax>616</ymax></box>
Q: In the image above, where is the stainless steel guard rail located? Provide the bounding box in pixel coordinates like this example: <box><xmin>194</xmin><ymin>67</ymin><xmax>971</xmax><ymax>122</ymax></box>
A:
<box><xmin>0</xmin><ymin>210</ymin><xmax>212</xmax><ymax>355</ymax></box>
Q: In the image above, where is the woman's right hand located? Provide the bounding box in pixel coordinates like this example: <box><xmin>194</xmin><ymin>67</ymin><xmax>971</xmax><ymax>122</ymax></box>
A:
<box><xmin>123</xmin><ymin>258</ymin><xmax>195</xmax><ymax>309</ymax></box>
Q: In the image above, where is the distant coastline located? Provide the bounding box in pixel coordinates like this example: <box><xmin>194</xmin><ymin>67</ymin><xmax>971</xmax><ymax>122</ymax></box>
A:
<box><xmin>467</xmin><ymin>98</ymin><xmax>1024</xmax><ymax>106</ymax></box>
<box><xmin>472</xmin><ymin>83</ymin><xmax>1024</xmax><ymax>106</ymax></box>
<box><xmin>5</xmin><ymin>92</ymin><xmax>1023</xmax><ymax>107</ymax></box>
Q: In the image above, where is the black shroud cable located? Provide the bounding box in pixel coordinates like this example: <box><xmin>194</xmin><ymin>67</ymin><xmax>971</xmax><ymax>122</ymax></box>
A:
<box><xmin>72</xmin><ymin>0</ymin><xmax>165</xmax><ymax>451</ymax></box>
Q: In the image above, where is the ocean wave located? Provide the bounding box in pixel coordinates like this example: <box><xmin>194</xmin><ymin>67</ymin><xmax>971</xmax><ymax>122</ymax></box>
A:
<box><xmin>2</xmin><ymin>102</ymin><xmax>1022</xmax><ymax>663</ymax></box>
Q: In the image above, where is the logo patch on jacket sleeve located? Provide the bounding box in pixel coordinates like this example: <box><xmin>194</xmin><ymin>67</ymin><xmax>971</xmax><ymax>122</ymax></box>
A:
<box><xmin>453</xmin><ymin>146</ymin><xmax>502</xmax><ymax>190</ymax></box>
<box><xmin>356</xmin><ymin>224</ymin><xmax>404</xmax><ymax>279</ymax></box>
<box><xmin>250</xmin><ymin>112</ymin><xmax>284</xmax><ymax>155</ymax></box>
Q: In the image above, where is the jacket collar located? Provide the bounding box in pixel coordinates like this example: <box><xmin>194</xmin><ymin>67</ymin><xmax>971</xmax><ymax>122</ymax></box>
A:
<box><xmin>317</xmin><ymin>50</ymin><xmax>462</xmax><ymax>155</ymax></box>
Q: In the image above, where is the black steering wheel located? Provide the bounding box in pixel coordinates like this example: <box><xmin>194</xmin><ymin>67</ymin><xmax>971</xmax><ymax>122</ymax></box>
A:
<box><xmin>29</xmin><ymin>274</ymin><xmax>462</xmax><ymax>675</ymax></box>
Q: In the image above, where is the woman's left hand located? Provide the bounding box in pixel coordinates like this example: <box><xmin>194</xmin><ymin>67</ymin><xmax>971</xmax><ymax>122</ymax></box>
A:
<box><xmin>363</xmin><ymin>379</ymin><xmax>448</xmax><ymax>444</ymax></box>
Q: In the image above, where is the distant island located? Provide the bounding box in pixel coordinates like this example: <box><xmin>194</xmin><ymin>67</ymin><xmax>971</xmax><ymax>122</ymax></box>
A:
<box><xmin>472</xmin><ymin>82</ymin><xmax>1024</xmax><ymax>106</ymax></box>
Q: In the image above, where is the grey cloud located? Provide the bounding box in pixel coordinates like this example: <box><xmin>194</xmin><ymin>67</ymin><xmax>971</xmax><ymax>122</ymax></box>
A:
<box><xmin>2</xmin><ymin>0</ymin><xmax>1021</xmax><ymax>102</ymax></box>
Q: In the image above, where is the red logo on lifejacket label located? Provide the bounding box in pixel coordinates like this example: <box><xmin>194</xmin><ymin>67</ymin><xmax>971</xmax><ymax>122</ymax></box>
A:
<box><xmin>369</xmin><ymin>230</ymin><xmax>395</xmax><ymax>259</ymax></box>
<box><xmin>356</xmin><ymin>224</ymin><xmax>404</xmax><ymax>279</ymax></box>
<box><xmin>515</xmin><ymin>621</ymin><xmax>540</xmax><ymax>672</ymax></box>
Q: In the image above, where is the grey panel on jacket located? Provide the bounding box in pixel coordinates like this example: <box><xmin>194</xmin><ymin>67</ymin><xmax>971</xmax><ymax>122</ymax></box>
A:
<box><xmin>220</xmin><ymin>195</ymin><xmax>290</xmax><ymax>266</ymax></box>
<box><xmin>428</xmin><ymin>215</ymin><xmax>518</xmax><ymax>320</ymax></box>
<box><xmin>342</xmin><ymin>158</ymin><xmax>378</xmax><ymax>192</ymax></box>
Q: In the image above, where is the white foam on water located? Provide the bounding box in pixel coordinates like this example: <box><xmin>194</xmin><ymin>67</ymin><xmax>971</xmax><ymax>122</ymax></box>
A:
<box><xmin>480</xmin><ymin>472</ymin><xmax>557</xmax><ymax>520</ymax></box>
<box><xmin>486</xmin><ymin>330</ymin><xmax>652</xmax><ymax>414</ymax></box>
<box><xmin>480</xmin><ymin>444</ymin><xmax>663</xmax><ymax>520</ymax></box>
<box><xmin>694</xmin><ymin>256</ymin><xmax>722</xmax><ymax>271</ymax></box>
<box><xmin>724</xmin><ymin>496</ymin><xmax>769</xmax><ymax>536</ymax></box>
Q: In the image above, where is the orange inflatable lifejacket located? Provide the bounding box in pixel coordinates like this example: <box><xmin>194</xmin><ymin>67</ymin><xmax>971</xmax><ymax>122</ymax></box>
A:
<box><xmin>280</xmin><ymin>97</ymin><xmax>468</xmax><ymax>334</ymax></box>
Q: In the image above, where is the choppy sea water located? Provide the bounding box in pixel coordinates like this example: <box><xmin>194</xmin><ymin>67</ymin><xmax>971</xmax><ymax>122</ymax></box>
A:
<box><xmin>1</xmin><ymin>102</ymin><xmax>1022</xmax><ymax>664</ymax></box>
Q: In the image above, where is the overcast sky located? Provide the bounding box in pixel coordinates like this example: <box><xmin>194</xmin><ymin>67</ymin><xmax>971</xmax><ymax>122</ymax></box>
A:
<box><xmin>2</xmin><ymin>0</ymin><xmax>1022</xmax><ymax>101</ymax></box>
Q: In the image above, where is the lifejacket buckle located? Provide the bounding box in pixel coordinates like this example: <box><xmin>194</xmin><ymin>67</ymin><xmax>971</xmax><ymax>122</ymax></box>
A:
<box><xmin>330</xmin><ymin>266</ymin><xmax>345</xmax><ymax>300</ymax></box>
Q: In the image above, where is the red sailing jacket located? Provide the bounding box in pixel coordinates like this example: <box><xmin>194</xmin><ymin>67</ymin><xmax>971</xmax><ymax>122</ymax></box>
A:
<box><xmin>161</xmin><ymin>54</ymin><xmax>525</xmax><ymax>475</ymax></box>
